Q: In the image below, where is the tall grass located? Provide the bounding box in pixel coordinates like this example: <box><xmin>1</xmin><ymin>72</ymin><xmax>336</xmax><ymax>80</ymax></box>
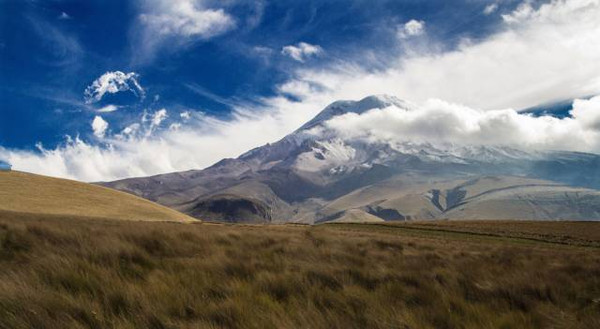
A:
<box><xmin>0</xmin><ymin>214</ymin><xmax>599</xmax><ymax>328</ymax></box>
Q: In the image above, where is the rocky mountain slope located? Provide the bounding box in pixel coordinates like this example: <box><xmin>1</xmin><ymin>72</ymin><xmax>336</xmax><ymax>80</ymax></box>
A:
<box><xmin>103</xmin><ymin>95</ymin><xmax>600</xmax><ymax>223</ymax></box>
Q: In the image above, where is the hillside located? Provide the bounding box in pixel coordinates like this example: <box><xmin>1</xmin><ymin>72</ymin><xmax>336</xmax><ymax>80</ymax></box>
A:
<box><xmin>0</xmin><ymin>171</ymin><xmax>194</xmax><ymax>222</ymax></box>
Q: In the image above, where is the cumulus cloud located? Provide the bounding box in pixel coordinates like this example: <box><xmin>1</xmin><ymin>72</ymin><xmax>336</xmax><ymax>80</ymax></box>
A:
<box><xmin>570</xmin><ymin>96</ymin><xmax>600</xmax><ymax>129</ymax></box>
<box><xmin>315</xmin><ymin>96</ymin><xmax>600</xmax><ymax>153</ymax></box>
<box><xmin>91</xmin><ymin>116</ymin><xmax>109</xmax><ymax>138</ymax></box>
<box><xmin>282</xmin><ymin>42</ymin><xmax>323</xmax><ymax>62</ymax></box>
<box><xmin>84</xmin><ymin>71</ymin><xmax>145</xmax><ymax>104</ymax></box>
<box><xmin>397</xmin><ymin>19</ymin><xmax>426</xmax><ymax>39</ymax></box>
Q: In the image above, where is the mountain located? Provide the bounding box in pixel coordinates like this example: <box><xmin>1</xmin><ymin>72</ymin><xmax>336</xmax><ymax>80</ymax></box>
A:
<box><xmin>103</xmin><ymin>95</ymin><xmax>600</xmax><ymax>223</ymax></box>
<box><xmin>0</xmin><ymin>170</ymin><xmax>194</xmax><ymax>222</ymax></box>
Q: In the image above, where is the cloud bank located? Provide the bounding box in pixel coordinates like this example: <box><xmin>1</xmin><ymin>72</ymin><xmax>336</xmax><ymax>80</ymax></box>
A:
<box><xmin>5</xmin><ymin>94</ymin><xmax>600</xmax><ymax>182</ymax></box>
<box><xmin>282</xmin><ymin>0</ymin><xmax>600</xmax><ymax>110</ymax></box>
<box><xmin>318</xmin><ymin>96</ymin><xmax>600</xmax><ymax>153</ymax></box>
<box><xmin>1</xmin><ymin>96</ymin><xmax>315</xmax><ymax>181</ymax></box>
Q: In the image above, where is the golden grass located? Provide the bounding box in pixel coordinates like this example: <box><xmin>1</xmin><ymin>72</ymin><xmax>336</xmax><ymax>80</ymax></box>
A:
<box><xmin>397</xmin><ymin>220</ymin><xmax>600</xmax><ymax>247</ymax></box>
<box><xmin>1</xmin><ymin>212</ymin><xmax>599</xmax><ymax>328</ymax></box>
<box><xmin>0</xmin><ymin>171</ymin><xmax>194</xmax><ymax>222</ymax></box>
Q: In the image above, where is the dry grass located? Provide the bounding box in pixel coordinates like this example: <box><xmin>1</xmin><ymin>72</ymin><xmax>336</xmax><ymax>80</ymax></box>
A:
<box><xmin>1</xmin><ymin>212</ymin><xmax>599</xmax><ymax>329</ymax></box>
<box><xmin>0</xmin><ymin>171</ymin><xmax>193</xmax><ymax>222</ymax></box>
<box><xmin>396</xmin><ymin>220</ymin><xmax>600</xmax><ymax>247</ymax></box>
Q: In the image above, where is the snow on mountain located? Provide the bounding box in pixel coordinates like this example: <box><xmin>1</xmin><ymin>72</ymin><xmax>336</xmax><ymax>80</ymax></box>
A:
<box><xmin>239</xmin><ymin>95</ymin><xmax>545</xmax><ymax>175</ymax></box>
<box><xmin>296</xmin><ymin>94</ymin><xmax>415</xmax><ymax>131</ymax></box>
<box><xmin>103</xmin><ymin>95</ymin><xmax>600</xmax><ymax>223</ymax></box>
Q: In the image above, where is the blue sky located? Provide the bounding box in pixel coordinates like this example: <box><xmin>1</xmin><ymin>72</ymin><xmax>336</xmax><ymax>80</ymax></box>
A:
<box><xmin>0</xmin><ymin>0</ymin><xmax>512</xmax><ymax>150</ymax></box>
<box><xmin>1</xmin><ymin>0</ymin><xmax>600</xmax><ymax>181</ymax></box>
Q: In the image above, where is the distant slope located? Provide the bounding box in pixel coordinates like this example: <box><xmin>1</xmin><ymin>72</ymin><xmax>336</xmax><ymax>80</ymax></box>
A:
<box><xmin>0</xmin><ymin>171</ymin><xmax>194</xmax><ymax>222</ymax></box>
<box><xmin>322</xmin><ymin>175</ymin><xmax>600</xmax><ymax>221</ymax></box>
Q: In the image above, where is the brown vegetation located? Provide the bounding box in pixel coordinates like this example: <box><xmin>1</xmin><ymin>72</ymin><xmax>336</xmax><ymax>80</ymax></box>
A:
<box><xmin>0</xmin><ymin>171</ymin><xmax>193</xmax><ymax>222</ymax></box>
<box><xmin>397</xmin><ymin>220</ymin><xmax>600</xmax><ymax>248</ymax></box>
<box><xmin>1</xmin><ymin>212</ymin><xmax>599</xmax><ymax>328</ymax></box>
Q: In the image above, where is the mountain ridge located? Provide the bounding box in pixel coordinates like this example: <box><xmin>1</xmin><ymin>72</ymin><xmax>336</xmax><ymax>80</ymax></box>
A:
<box><xmin>102</xmin><ymin>95</ymin><xmax>600</xmax><ymax>223</ymax></box>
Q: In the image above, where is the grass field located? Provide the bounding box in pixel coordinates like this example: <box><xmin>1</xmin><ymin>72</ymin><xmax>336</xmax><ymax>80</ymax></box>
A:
<box><xmin>0</xmin><ymin>171</ymin><xmax>193</xmax><ymax>223</ymax></box>
<box><xmin>1</xmin><ymin>213</ymin><xmax>599</xmax><ymax>329</ymax></box>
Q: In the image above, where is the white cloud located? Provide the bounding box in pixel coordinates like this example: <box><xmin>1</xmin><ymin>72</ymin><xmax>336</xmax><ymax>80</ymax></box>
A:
<box><xmin>281</xmin><ymin>0</ymin><xmax>600</xmax><ymax>110</ymax></box>
<box><xmin>4</xmin><ymin>95</ymin><xmax>600</xmax><ymax>182</ymax></box>
<box><xmin>502</xmin><ymin>0</ymin><xmax>535</xmax><ymax>23</ymax></box>
<box><xmin>116</xmin><ymin>123</ymin><xmax>141</xmax><ymax>141</ymax></box>
<box><xmin>139</xmin><ymin>0</ymin><xmax>234</xmax><ymax>38</ymax></box>
<box><xmin>97</xmin><ymin>104</ymin><xmax>119</xmax><ymax>113</ymax></box>
<box><xmin>570</xmin><ymin>95</ymin><xmax>600</xmax><ymax>129</ymax></box>
<box><xmin>317</xmin><ymin>96</ymin><xmax>600</xmax><ymax>153</ymax></box>
<box><xmin>397</xmin><ymin>19</ymin><xmax>426</xmax><ymax>39</ymax></box>
<box><xmin>0</xmin><ymin>96</ymin><xmax>316</xmax><ymax>181</ymax></box>
<box><xmin>84</xmin><ymin>71</ymin><xmax>145</xmax><ymax>104</ymax></box>
<box><xmin>133</xmin><ymin>0</ymin><xmax>235</xmax><ymax>63</ymax></box>
<box><xmin>151</xmin><ymin>109</ymin><xmax>168</xmax><ymax>128</ymax></box>
<box><xmin>180</xmin><ymin>111</ymin><xmax>191</xmax><ymax>120</ymax></box>
<box><xmin>282</xmin><ymin>42</ymin><xmax>323</xmax><ymax>62</ymax></box>
<box><xmin>483</xmin><ymin>3</ymin><xmax>499</xmax><ymax>15</ymax></box>
<box><xmin>3</xmin><ymin>0</ymin><xmax>600</xmax><ymax>182</ymax></box>
<box><xmin>91</xmin><ymin>116</ymin><xmax>109</xmax><ymax>138</ymax></box>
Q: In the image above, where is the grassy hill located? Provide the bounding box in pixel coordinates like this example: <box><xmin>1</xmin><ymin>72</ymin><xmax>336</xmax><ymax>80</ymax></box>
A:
<box><xmin>0</xmin><ymin>171</ymin><xmax>194</xmax><ymax>222</ymax></box>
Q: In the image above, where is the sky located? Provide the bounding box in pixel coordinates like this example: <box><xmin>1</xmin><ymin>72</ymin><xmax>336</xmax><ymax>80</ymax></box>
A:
<box><xmin>1</xmin><ymin>0</ymin><xmax>600</xmax><ymax>181</ymax></box>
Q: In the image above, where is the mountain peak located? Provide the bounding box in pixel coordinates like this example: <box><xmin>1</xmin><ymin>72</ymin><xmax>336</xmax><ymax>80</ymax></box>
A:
<box><xmin>297</xmin><ymin>94</ymin><xmax>411</xmax><ymax>131</ymax></box>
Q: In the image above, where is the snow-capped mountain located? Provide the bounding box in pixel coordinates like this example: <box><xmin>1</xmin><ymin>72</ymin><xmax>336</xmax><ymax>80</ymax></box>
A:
<box><xmin>103</xmin><ymin>95</ymin><xmax>600</xmax><ymax>223</ymax></box>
